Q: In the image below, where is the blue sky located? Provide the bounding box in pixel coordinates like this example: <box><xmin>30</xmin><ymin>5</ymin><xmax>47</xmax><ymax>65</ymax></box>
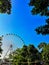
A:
<box><xmin>0</xmin><ymin>0</ymin><xmax>49</xmax><ymax>48</ymax></box>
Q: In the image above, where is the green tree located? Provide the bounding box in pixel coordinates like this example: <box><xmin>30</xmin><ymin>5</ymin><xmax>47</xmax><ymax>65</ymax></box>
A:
<box><xmin>29</xmin><ymin>0</ymin><xmax>49</xmax><ymax>35</ymax></box>
<box><xmin>35</xmin><ymin>18</ymin><xmax>49</xmax><ymax>35</ymax></box>
<box><xmin>29</xmin><ymin>0</ymin><xmax>49</xmax><ymax>16</ymax></box>
<box><xmin>38</xmin><ymin>42</ymin><xmax>49</xmax><ymax>65</ymax></box>
<box><xmin>29</xmin><ymin>1</ymin><xmax>49</xmax><ymax>65</ymax></box>
<box><xmin>38</xmin><ymin>42</ymin><xmax>46</xmax><ymax>49</ymax></box>
<box><xmin>10</xmin><ymin>45</ymin><xmax>41</xmax><ymax>65</ymax></box>
<box><xmin>11</xmin><ymin>45</ymin><xmax>28</xmax><ymax>65</ymax></box>
<box><xmin>0</xmin><ymin>0</ymin><xmax>11</xmax><ymax>14</ymax></box>
<box><xmin>28</xmin><ymin>45</ymin><xmax>41</xmax><ymax>62</ymax></box>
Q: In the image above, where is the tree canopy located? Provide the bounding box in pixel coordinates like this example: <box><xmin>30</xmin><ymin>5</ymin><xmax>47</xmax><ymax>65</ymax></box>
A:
<box><xmin>10</xmin><ymin>45</ymin><xmax>41</xmax><ymax>65</ymax></box>
<box><xmin>35</xmin><ymin>18</ymin><xmax>49</xmax><ymax>35</ymax></box>
<box><xmin>29</xmin><ymin>0</ymin><xmax>49</xmax><ymax>35</ymax></box>
<box><xmin>38</xmin><ymin>42</ymin><xmax>49</xmax><ymax>65</ymax></box>
<box><xmin>0</xmin><ymin>0</ymin><xmax>11</xmax><ymax>14</ymax></box>
<box><xmin>29</xmin><ymin>0</ymin><xmax>49</xmax><ymax>16</ymax></box>
<box><xmin>9</xmin><ymin>43</ymin><xmax>49</xmax><ymax>65</ymax></box>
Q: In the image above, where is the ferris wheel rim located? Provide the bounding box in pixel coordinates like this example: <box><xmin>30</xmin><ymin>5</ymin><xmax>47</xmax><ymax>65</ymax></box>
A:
<box><xmin>1</xmin><ymin>33</ymin><xmax>25</xmax><ymax>45</ymax></box>
<box><xmin>1</xmin><ymin>33</ymin><xmax>25</xmax><ymax>59</ymax></box>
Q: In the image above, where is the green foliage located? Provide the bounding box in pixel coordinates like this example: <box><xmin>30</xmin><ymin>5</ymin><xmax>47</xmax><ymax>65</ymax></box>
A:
<box><xmin>11</xmin><ymin>47</ymin><xmax>28</xmax><ymax>65</ymax></box>
<box><xmin>29</xmin><ymin>0</ymin><xmax>49</xmax><ymax>16</ymax></box>
<box><xmin>38</xmin><ymin>42</ymin><xmax>49</xmax><ymax>65</ymax></box>
<box><xmin>35</xmin><ymin>18</ymin><xmax>49</xmax><ymax>35</ymax></box>
<box><xmin>0</xmin><ymin>0</ymin><xmax>11</xmax><ymax>14</ymax></box>
<box><xmin>29</xmin><ymin>0</ymin><xmax>49</xmax><ymax>35</ymax></box>
<box><xmin>10</xmin><ymin>45</ymin><xmax>41</xmax><ymax>65</ymax></box>
<box><xmin>28</xmin><ymin>45</ymin><xmax>40</xmax><ymax>61</ymax></box>
<box><xmin>9</xmin><ymin>43</ymin><xmax>49</xmax><ymax>65</ymax></box>
<box><xmin>42</xmin><ymin>44</ymin><xmax>49</xmax><ymax>61</ymax></box>
<box><xmin>38</xmin><ymin>42</ymin><xmax>46</xmax><ymax>49</ymax></box>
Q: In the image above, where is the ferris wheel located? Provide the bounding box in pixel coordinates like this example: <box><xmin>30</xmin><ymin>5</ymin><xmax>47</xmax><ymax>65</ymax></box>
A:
<box><xmin>1</xmin><ymin>33</ymin><xmax>25</xmax><ymax>59</ymax></box>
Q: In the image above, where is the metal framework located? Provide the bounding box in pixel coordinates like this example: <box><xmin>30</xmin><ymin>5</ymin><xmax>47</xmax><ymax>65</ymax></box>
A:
<box><xmin>1</xmin><ymin>33</ymin><xmax>25</xmax><ymax>59</ymax></box>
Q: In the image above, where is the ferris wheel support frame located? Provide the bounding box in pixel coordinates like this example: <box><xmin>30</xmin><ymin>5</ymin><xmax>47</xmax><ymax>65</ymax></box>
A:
<box><xmin>1</xmin><ymin>33</ymin><xmax>25</xmax><ymax>59</ymax></box>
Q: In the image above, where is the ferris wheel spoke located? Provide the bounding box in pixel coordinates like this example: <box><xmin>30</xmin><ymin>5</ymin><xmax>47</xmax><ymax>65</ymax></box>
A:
<box><xmin>1</xmin><ymin>33</ymin><xmax>25</xmax><ymax>59</ymax></box>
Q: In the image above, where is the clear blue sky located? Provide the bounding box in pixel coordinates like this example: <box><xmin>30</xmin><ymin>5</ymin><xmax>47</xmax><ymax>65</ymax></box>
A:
<box><xmin>0</xmin><ymin>0</ymin><xmax>49</xmax><ymax>47</ymax></box>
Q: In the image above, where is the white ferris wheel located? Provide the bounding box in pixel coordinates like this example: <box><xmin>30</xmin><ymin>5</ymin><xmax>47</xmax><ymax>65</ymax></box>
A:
<box><xmin>1</xmin><ymin>33</ymin><xmax>25</xmax><ymax>59</ymax></box>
